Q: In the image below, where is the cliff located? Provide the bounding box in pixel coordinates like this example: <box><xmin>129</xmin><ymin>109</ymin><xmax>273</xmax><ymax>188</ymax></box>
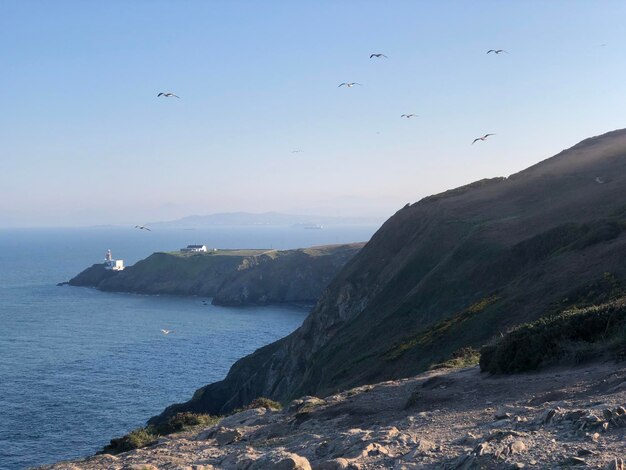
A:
<box><xmin>68</xmin><ymin>244</ymin><xmax>364</xmax><ymax>306</ymax></box>
<box><xmin>151</xmin><ymin>128</ymin><xmax>626</xmax><ymax>422</ymax></box>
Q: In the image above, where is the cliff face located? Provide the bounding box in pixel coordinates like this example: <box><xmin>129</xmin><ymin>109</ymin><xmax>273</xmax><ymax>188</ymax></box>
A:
<box><xmin>68</xmin><ymin>244</ymin><xmax>364</xmax><ymax>306</ymax></box>
<box><xmin>151</xmin><ymin>128</ymin><xmax>626</xmax><ymax>422</ymax></box>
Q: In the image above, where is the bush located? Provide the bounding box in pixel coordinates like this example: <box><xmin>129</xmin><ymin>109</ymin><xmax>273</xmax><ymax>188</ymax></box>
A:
<box><xmin>480</xmin><ymin>299</ymin><xmax>626</xmax><ymax>374</ymax></box>
<box><xmin>153</xmin><ymin>411</ymin><xmax>220</xmax><ymax>435</ymax></box>
<box><xmin>246</xmin><ymin>397</ymin><xmax>283</xmax><ymax>411</ymax></box>
<box><xmin>431</xmin><ymin>347</ymin><xmax>480</xmax><ymax>370</ymax></box>
<box><xmin>101</xmin><ymin>412</ymin><xmax>220</xmax><ymax>454</ymax></box>
<box><xmin>102</xmin><ymin>427</ymin><xmax>158</xmax><ymax>454</ymax></box>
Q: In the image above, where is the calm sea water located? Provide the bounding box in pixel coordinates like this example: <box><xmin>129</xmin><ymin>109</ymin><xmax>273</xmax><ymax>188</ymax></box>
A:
<box><xmin>0</xmin><ymin>225</ymin><xmax>377</xmax><ymax>469</ymax></box>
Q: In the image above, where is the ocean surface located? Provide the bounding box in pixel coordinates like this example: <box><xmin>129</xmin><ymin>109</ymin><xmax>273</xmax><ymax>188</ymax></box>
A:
<box><xmin>0</xmin><ymin>225</ymin><xmax>378</xmax><ymax>469</ymax></box>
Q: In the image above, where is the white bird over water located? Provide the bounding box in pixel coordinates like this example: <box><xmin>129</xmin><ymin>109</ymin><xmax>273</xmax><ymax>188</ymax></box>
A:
<box><xmin>160</xmin><ymin>329</ymin><xmax>174</xmax><ymax>335</ymax></box>
<box><xmin>338</xmin><ymin>82</ymin><xmax>362</xmax><ymax>88</ymax></box>
<box><xmin>401</xmin><ymin>114</ymin><xmax>418</xmax><ymax>118</ymax></box>
<box><xmin>486</xmin><ymin>49</ymin><xmax>507</xmax><ymax>54</ymax></box>
<box><xmin>135</xmin><ymin>225</ymin><xmax>151</xmax><ymax>231</ymax></box>
<box><xmin>370</xmin><ymin>53</ymin><xmax>388</xmax><ymax>59</ymax></box>
<box><xmin>472</xmin><ymin>134</ymin><xmax>495</xmax><ymax>144</ymax></box>
<box><xmin>157</xmin><ymin>92</ymin><xmax>180</xmax><ymax>98</ymax></box>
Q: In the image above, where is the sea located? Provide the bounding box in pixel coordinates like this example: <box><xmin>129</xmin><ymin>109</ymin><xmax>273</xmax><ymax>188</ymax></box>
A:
<box><xmin>0</xmin><ymin>225</ymin><xmax>378</xmax><ymax>469</ymax></box>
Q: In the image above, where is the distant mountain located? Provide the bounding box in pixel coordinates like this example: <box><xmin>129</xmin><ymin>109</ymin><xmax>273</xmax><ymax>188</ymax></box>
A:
<box><xmin>151</xmin><ymin>128</ymin><xmax>626</xmax><ymax>422</ymax></box>
<box><xmin>149</xmin><ymin>211</ymin><xmax>382</xmax><ymax>228</ymax></box>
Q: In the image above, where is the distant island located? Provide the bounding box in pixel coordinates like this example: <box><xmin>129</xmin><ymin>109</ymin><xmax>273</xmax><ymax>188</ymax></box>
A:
<box><xmin>66</xmin><ymin>243</ymin><xmax>365</xmax><ymax>306</ymax></box>
<box><xmin>148</xmin><ymin>211</ymin><xmax>383</xmax><ymax>228</ymax></box>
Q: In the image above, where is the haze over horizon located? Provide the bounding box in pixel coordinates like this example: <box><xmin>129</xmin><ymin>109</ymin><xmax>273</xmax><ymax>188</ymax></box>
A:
<box><xmin>3</xmin><ymin>1</ymin><xmax>626</xmax><ymax>227</ymax></box>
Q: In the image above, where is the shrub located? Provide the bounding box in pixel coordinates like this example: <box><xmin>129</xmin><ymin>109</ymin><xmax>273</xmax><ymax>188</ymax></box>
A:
<box><xmin>101</xmin><ymin>412</ymin><xmax>220</xmax><ymax>454</ymax></box>
<box><xmin>431</xmin><ymin>347</ymin><xmax>480</xmax><ymax>370</ymax></box>
<box><xmin>102</xmin><ymin>427</ymin><xmax>158</xmax><ymax>454</ymax></box>
<box><xmin>153</xmin><ymin>411</ymin><xmax>220</xmax><ymax>435</ymax></box>
<box><xmin>246</xmin><ymin>397</ymin><xmax>283</xmax><ymax>411</ymax></box>
<box><xmin>480</xmin><ymin>298</ymin><xmax>626</xmax><ymax>374</ymax></box>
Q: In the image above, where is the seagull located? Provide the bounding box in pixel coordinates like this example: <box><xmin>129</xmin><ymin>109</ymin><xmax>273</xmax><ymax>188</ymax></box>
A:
<box><xmin>472</xmin><ymin>134</ymin><xmax>495</xmax><ymax>144</ymax></box>
<box><xmin>487</xmin><ymin>49</ymin><xmax>507</xmax><ymax>54</ymax></box>
<box><xmin>157</xmin><ymin>92</ymin><xmax>180</xmax><ymax>98</ymax></box>
<box><xmin>595</xmin><ymin>177</ymin><xmax>606</xmax><ymax>184</ymax></box>
<box><xmin>401</xmin><ymin>114</ymin><xmax>418</xmax><ymax>118</ymax></box>
<box><xmin>338</xmin><ymin>82</ymin><xmax>362</xmax><ymax>88</ymax></box>
<box><xmin>160</xmin><ymin>329</ymin><xmax>174</xmax><ymax>335</ymax></box>
<box><xmin>370</xmin><ymin>53</ymin><xmax>388</xmax><ymax>59</ymax></box>
<box><xmin>135</xmin><ymin>225</ymin><xmax>152</xmax><ymax>231</ymax></box>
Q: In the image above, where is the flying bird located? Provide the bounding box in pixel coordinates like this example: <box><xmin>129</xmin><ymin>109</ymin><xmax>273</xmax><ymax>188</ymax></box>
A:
<box><xmin>401</xmin><ymin>114</ymin><xmax>418</xmax><ymax>118</ymax></box>
<box><xmin>370</xmin><ymin>53</ymin><xmax>388</xmax><ymax>59</ymax></box>
<box><xmin>157</xmin><ymin>92</ymin><xmax>180</xmax><ymax>98</ymax></box>
<box><xmin>486</xmin><ymin>49</ymin><xmax>507</xmax><ymax>54</ymax></box>
<box><xmin>595</xmin><ymin>177</ymin><xmax>606</xmax><ymax>184</ymax></box>
<box><xmin>472</xmin><ymin>134</ymin><xmax>495</xmax><ymax>144</ymax></box>
<box><xmin>338</xmin><ymin>82</ymin><xmax>362</xmax><ymax>88</ymax></box>
<box><xmin>160</xmin><ymin>329</ymin><xmax>174</xmax><ymax>335</ymax></box>
<box><xmin>135</xmin><ymin>225</ymin><xmax>152</xmax><ymax>231</ymax></box>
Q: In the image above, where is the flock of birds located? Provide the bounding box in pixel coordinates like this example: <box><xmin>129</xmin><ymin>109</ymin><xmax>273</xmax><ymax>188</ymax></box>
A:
<box><xmin>155</xmin><ymin>50</ymin><xmax>504</xmax><ymax>148</ymax></box>
<box><xmin>147</xmin><ymin>49</ymin><xmax>513</xmax><ymax>335</ymax></box>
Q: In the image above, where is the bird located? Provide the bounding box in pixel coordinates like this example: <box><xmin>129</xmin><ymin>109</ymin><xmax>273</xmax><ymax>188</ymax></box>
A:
<box><xmin>157</xmin><ymin>92</ymin><xmax>180</xmax><ymax>98</ymax></box>
<box><xmin>595</xmin><ymin>177</ymin><xmax>606</xmax><ymax>184</ymax></box>
<box><xmin>472</xmin><ymin>134</ymin><xmax>495</xmax><ymax>144</ymax></box>
<box><xmin>370</xmin><ymin>53</ymin><xmax>388</xmax><ymax>59</ymax></box>
<box><xmin>135</xmin><ymin>225</ymin><xmax>152</xmax><ymax>231</ymax></box>
<box><xmin>401</xmin><ymin>114</ymin><xmax>418</xmax><ymax>118</ymax></box>
<box><xmin>160</xmin><ymin>329</ymin><xmax>174</xmax><ymax>335</ymax></box>
<box><xmin>338</xmin><ymin>82</ymin><xmax>362</xmax><ymax>88</ymax></box>
<box><xmin>486</xmin><ymin>49</ymin><xmax>507</xmax><ymax>54</ymax></box>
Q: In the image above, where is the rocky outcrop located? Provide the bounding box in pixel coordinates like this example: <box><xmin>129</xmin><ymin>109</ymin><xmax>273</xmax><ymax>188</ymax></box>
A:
<box><xmin>67</xmin><ymin>244</ymin><xmax>364</xmax><ymax>306</ymax></box>
<box><xmin>41</xmin><ymin>361</ymin><xmax>626</xmax><ymax>469</ymax></box>
<box><xmin>153</xmin><ymin>128</ymin><xmax>626</xmax><ymax>421</ymax></box>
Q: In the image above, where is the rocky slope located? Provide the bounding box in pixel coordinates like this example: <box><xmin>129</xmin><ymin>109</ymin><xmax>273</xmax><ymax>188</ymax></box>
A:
<box><xmin>153</xmin><ymin>128</ymin><xmax>626</xmax><ymax>421</ymax></box>
<box><xmin>68</xmin><ymin>244</ymin><xmax>364</xmax><ymax>306</ymax></box>
<box><xmin>42</xmin><ymin>360</ymin><xmax>626</xmax><ymax>469</ymax></box>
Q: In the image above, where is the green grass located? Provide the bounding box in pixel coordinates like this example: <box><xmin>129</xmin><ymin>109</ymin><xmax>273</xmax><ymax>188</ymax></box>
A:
<box><xmin>385</xmin><ymin>296</ymin><xmax>500</xmax><ymax>361</ymax></box>
<box><xmin>480</xmin><ymin>298</ymin><xmax>626</xmax><ymax>374</ymax></box>
<box><xmin>166</xmin><ymin>249</ymin><xmax>272</xmax><ymax>257</ymax></box>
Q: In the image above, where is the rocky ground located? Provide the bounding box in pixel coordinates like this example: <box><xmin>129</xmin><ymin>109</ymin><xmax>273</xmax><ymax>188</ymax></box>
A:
<box><xmin>42</xmin><ymin>361</ymin><xmax>626</xmax><ymax>469</ymax></box>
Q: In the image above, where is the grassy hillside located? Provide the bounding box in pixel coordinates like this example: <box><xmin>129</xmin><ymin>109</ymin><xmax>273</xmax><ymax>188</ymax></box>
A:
<box><xmin>151</xmin><ymin>128</ymin><xmax>626</xmax><ymax>422</ymax></box>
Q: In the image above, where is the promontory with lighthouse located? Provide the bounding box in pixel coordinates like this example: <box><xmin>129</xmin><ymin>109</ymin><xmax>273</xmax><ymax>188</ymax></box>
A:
<box><xmin>64</xmin><ymin>242</ymin><xmax>365</xmax><ymax>306</ymax></box>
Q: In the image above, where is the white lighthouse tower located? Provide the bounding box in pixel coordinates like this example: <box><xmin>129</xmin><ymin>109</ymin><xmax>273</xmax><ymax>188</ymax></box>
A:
<box><xmin>104</xmin><ymin>249</ymin><xmax>125</xmax><ymax>271</ymax></box>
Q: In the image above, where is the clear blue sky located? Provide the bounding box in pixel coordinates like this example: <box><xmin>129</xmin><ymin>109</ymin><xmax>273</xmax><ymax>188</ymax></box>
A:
<box><xmin>2</xmin><ymin>1</ymin><xmax>626</xmax><ymax>227</ymax></box>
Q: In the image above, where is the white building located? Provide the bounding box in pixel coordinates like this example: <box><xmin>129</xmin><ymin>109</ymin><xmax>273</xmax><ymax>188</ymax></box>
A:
<box><xmin>181</xmin><ymin>244</ymin><xmax>208</xmax><ymax>253</ymax></box>
<box><xmin>104</xmin><ymin>249</ymin><xmax>125</xmax><ymax>271</ymax></box>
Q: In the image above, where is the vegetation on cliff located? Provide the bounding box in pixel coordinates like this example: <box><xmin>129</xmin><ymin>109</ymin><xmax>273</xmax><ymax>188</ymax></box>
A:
<box><xmin>480</xmin><ymin>297</ymin><xmax>626</xmax><ymax>374</ymax></box>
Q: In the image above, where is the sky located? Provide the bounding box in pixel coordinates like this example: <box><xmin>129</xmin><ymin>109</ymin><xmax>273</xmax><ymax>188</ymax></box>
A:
<box><xmin>2</xmin><ymin>0</ymin><xmax>626</xmax><ymax>227</ymax></box>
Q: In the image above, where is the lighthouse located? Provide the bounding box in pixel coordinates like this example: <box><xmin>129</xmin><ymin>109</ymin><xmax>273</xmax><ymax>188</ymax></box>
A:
<box><xmin>104</xmin><ymin>249</ymin><xmax>125</xmax><ymax>271</ymax></box>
